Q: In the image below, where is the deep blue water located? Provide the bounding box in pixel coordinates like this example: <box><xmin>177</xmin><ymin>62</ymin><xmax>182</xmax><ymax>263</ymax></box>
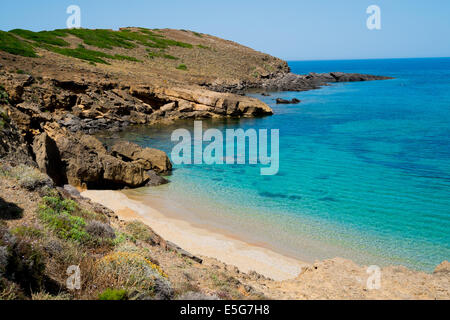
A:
<box><xmin>115</xmin><ymin>58</ymin><xmax>450</xmax><ymax>271</ymax></box>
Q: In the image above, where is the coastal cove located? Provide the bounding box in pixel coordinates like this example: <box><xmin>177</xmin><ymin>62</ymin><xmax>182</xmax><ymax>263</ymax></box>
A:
<box><xmin>93</xmin><ymin>58</ymin><xmax>450</xmax><ymax>274</ymax></box>
<box><xmin>1</xmin><ymin>23</ymin><xmax>449</xmax><ymax>300</ymax></box>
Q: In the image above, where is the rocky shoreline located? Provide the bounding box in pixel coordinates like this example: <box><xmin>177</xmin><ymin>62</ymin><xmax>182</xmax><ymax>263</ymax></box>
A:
<box><xmin>203</xmin><ymin>71</ymin><xmax>393</xmax><ymax>94</ymax></box>
<box><xmin>0</xmin><ymin>64</ymin><xmax>391</xmax><ymax>191</ymax></box>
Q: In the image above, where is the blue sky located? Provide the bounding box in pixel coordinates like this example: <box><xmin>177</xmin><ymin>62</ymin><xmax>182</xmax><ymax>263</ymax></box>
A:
<box><xmin>1</xmin><ymin>0</ymin><xmax>449</xmax><ymax>60</ymax></box>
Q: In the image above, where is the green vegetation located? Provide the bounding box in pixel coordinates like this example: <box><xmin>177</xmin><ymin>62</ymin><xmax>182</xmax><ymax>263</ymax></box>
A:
<box><xmin>0</xmin><ymin>31</ymin><xmax>37</xmax><ymax>57</ymax></box>
<box><xmin>98</xmin><ymin>288</ymin><xmax>128</xmax><ymax>300</ymax></box>
<box><xmin>38</xmin><ymin>196</ymin><xmax>90</xmax><ymax>243</ymax></box>
<box><xmin>0</xmin><ymin>28</ymin><xmax>194</xmax><ymax>64</ymax></box>
<box><xmin>15</xmin><ymin>69</ymin><xmax>25</xmax><ymax>74</ymax></box>
<box><xmin>2</xmin><ymin>164</ymin><xmax>52</xmax><ymax>191</ymax></box>
<box><xmin>9</xmin><ymin>29</ymin><xmax>69</xmax><ymax>47</ymax></box>
<box><xmin>44</xmin><ymin>44</ymin><xmax>116</xmax><ymax>64</ymax></box>
<box><xmin>147</xmin><ymin>49</ymin><xmax>179</xmax><ymax>60</ymax></box>
<box><xmin>113</xmin><ymin>54</ymin><xmax>141</xmax><ymax>62</ymax></box>
<box><xmin>0</xmin><ymin>88</ymin><xmax>9</xmax><ymax>128</ymax></box>
<box><xmin>64</xmin><ymin>28</ymin><xmax>136</xmax><ymax>49</ymax></box>
<box><xmin>162</xmin><ymin>54</ymin><xmax>179</xmax><ymax>60</ymax></box>
<box><xmin>176</xmin><ymin>64</ymin><xmax>188</xmax><ymax>71</ymax></box>
<box><xmin>197</xmin><ymin>44</ymin><xmax>210</xmax><ymax>49</ymax></box>
<box><xmin>125</xmin><ymin>221</ymin><xmax>156</xmax><ymax>244</ymax></box>
<box><xmin>11</xmin><ymin>226</ymin><xmax>44</xmax><ymax>238</ymax></box>
<box><xmin>193</xmin><ymin>32</ymin><xmax>203</xmax><ymax>38</ymax></box>
<box><xmin>0</xmin><ymin>85</ymin><xmax>8</xmax><ymax>104</ymax></box>
<box><xmin>0</xmin><ymin>110</ymin><xmax>6</xmax><ymax>129</ymax></box>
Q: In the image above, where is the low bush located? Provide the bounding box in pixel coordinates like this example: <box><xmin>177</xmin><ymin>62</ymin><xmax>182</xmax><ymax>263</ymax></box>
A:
<box><xmin>113</xmin><ymin>54</ymin><xmax>141</xmax><ymax>62</ymax></box>
<box><xmin>31</xmin><ymin>291</ymin><xmax>71</xmax><ymax>300</ymax></box>
<box><xmin>11</xmin><ymin>225</ymin><xmax>43</xmax><ymax>239</ymax></box>
<box><xmin>95</xmin><ymin>251</ymin><xmax>170</xmax><ymax>298</ymax></box>
<box><xmin>5</xmin><ymin>240</ymin><xmax>46</xmax><ymax>295</ymax></box>
<box><xmin>7</xmin><ymin>164</ymin><xmax>53</xmax><ymax>191</ymax></box>
<box><xmin>38</xmin><ymin>196</ymin><xmax>90</xmax><ymax>243</ymax></box>
<box><xmin>147</xmin><ymin>49</ymin><xmax>179</xmax><ymax>60</ymax></box>
<box><xmin>86</xmin><ymin>220</ymin><xmax>115</xmax><ymax>239</ymax></box>
<box><xmin>125</xmin><ymin>221</ymin><xmax>158</xmax><ymax>245</ymax></box>
<box><xmin>0</xmin><ymin>85</ymin><xmax>10</xmax><ymax>104</ymax></box>
<box><xmin>98</xmin><ymin>288</ymin><xmax>128</xmax><ymax>300</ymax></box>
<box><xmin>176</xmin><ymin>64</ymin><xmax>187</xmax><ymax>71</ymax></box>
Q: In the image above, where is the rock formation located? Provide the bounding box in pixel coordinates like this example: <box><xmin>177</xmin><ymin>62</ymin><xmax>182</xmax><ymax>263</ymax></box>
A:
<box><xmin>276</xmin><ymin>98</ymin><xmax>301</xmax><ymax>104</ymax></box>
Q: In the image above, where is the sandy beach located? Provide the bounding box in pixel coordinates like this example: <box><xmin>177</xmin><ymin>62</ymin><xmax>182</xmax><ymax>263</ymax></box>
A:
<box><xmin>81</xmin><ymin>190</ymin><xmax>306</xmax><ymax>281</ymax></box>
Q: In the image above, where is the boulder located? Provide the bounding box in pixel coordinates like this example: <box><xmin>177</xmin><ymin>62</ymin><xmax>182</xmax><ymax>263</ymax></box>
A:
<box><xmin>276</xmin><ymin>98</ymin><xmax>301</xmax><ymax>104</ymax></box>
<box><xmin>32</xmin><ymin>132</ymin><xmax>66</xmax><ymax>185</ymax></box>
<box><xmin>146</xmin><ymin>170</ymin><xmax>169</xmax><ymax>187</ymax></box>
<box><xmin>42</xmin><ymin>123</ymin><xmax>163</xmax><ymax>189</ymax></box>
<box><xmin>100</xmin><ymin>154</ymin><xmax>148</xmax><ymax>187</ymax></box>
<box><xmin>111</xmin><ymin>141</ymin><xmax>172</xmax><ymax>174</ymax></box>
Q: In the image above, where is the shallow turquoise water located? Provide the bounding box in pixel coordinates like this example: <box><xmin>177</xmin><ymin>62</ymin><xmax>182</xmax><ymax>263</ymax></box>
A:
<box><xmin>113</xmin><ymin>58</ymin><xmax>450</xmax><ymax>271</ymax></box>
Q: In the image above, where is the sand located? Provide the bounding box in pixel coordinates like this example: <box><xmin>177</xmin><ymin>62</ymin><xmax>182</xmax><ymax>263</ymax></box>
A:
<box><xmin>81</xmin><ymin>190</ymin><xmax>306</xmax><ymax>281</ymax></box>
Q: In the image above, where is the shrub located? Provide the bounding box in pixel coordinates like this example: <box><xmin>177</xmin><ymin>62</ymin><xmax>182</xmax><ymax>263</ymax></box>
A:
<box><xmin>0</xmin><ymin>85</ymin><xmax>9</xmax><ymax>104</ymax></box>
<box><xmin>0</xmin><ymin>106</ymin><xmax>9</xmax><ymax>129</ymax></box>
<box><xmin>5</xmin><ymin>240</ymin><xmax>46</xmax><ymax>295</ymax></box>
<box><xmin>125</xmin><ymin>221</ymin><xmax>158</xmax><ymax>245</ymax></box>
<box><xmin>96</xmin><ymin>251</ymin><xmax>170</xmax><ymax>298</ymax></box>
<box><xmin>176</xmin><ymin>64</ymin><xmax>187</xmax><ymax>71</ymax></box>
<box><xmin>147</xmin><ymin>49</ymin><xmax>179</xmax><ymax>60</ymax></box>
<box><xmin>0</xmin><ymin>280</ymin><xmax>21</xmax><ymax>300</ymax></box>
<box><xmin>31</xmin><ymin>291</ymin><xmax>71</xmax><ymax>300</ymax></box>
<box><xmin>0</xmin><ymin>246</ymin><xmax>7</xmax><ymax>274</ymax></box>
<box><xmin>162</xmin><ymin>54</ymin><xmax>178</xmax><ymax>60</ymax></box>
<box><xmin>86</xmin><ymin>220</ymin><xmax>115</xmax><ymax>239</ymax></box>
<box><xmin>11</xmin><ymin>226</ymin><xmax>43</xmax><ymax>238</ymax></box>
<box><xmin>98</xmin><ymin>288</ymin><xmax>127</xmax><ymax>300</ymax></box>
<box><xmin>100</xmin><ymin>251</ymin><xmax>167</xmax><ymax>279</ymax></box>
<box><xmin>38</xmin><ymin>196</ymin><xmax>90</xmax><ymax>243</ymax></box>
<box><xmin>8</xmin><ymin>164</ymin><xmax>53</xmax><ymax>191</ymax></box>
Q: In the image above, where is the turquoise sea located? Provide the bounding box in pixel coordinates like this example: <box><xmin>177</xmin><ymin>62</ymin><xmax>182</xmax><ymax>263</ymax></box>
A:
<box><xmin>113</xmin><ymin>58</ymin><xmax>450</xmax><ymax>272</ymax></box>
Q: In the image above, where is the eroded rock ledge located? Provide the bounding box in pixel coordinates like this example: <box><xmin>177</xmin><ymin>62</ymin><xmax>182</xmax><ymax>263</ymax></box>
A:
<box><xmin>0</xmin><ymin>71</ymin><xmax>273</xmax><ymax>189</ymax></box>
<box><xmin>0</xmin><ymin>72</ymin><xmax>272</xmax><ymax>135</ymax></box>
<box><xmin>0</xmin><ymin>68</ymin><xmax>390</xmax><ymax>190</ymax></box>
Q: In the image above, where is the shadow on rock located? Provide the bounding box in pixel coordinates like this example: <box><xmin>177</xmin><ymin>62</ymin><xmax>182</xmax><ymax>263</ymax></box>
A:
<box><xmin>0</xmin><ymin>197</ymin><xmax>24</xmax><ymax>220</ymax></box>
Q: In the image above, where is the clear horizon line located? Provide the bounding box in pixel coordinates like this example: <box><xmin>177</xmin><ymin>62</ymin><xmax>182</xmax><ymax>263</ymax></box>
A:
<box><xmin>283</xmin><ymin>56</ymin><xmax>450</xmax><ymax>62</ymax></box>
